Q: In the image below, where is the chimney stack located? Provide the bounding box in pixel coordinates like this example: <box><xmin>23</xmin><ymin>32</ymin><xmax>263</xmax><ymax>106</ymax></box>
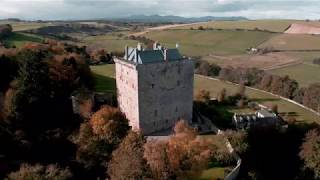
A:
<box><xmin>137</xmin><ymin>43</ymin><xmax>142</xmax><ymax>51</ymax></box>
<box><xmin>153</xmin><ymin>41</ymin><xmax>159</xmax><ymax>50</ymax></box>
<box><xmin>125</xmin><ymin>45</ymin><xmax>129</xmax><ymax>60</ymax></box>
<box><xmin>164</xmin><ymin>48</ymin><xmax>168</xmax><ymax>61</ymax></box>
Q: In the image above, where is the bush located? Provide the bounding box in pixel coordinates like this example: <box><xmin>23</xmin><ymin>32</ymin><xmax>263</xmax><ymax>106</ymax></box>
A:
<box><xmin>6</xmin><ymin>164</ymin><xmax>72</xmax><ymax>180</ymax></box>
<box><xmin>198</xmin><ymin>26</ymin><xmax>205</xmax><ymax>30</ymax></box>
<box><xmin>313</xmin><ymin>58</ymin><xmax>320</xmax><ymax>65</ymax></box>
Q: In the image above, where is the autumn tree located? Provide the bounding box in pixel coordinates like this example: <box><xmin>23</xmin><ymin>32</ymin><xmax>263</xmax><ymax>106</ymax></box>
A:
<box><xmin>8</xmin><ymin>50</ymin><xmax>52</xmax><ymax>132</ymax></box>
<box><xmin>0</xmin><ymin>55</ymin><xmax>18</xmax><ymax>93</ymax></box>
<box><xmin>302</xmin><ymin>83</ymin><xmax>320</xmax><ymax>112</ymax></box>
<box><xmin>271</xmin><ymin>104</ymin><xmax>278</xmax><ymax>114</ymax></box>
<box><xmin>224</xmin><ymin>130</ymin><xmax>248</xmax><ymax>155</ymax></box>
<box><xmin>236</xmin><ymin>82</ymin><xmax>246</xmax><ymax>98</ymax></box>
<box><xmin>217</xmin><ymin>88</ymin><xmax>227</xmax><ymax>102</ymax></box>
<box><xmin>72</xmin><ymin>106</ymin><xmax>130</xmax><ymax>171</ymax></box>
<box><xmin>6</xmin><ymin>164</ymin><xmax>72</xmax><ymax>180</ymax></box>
<box><xmin>300</xmin><ymin>129</ymin><xmax>320</xmax><ymax>178</ymax></box>
<box><xmin>196</xmin><ymin>90</ymin><xmax>211</xmax><ymax>103</ymax></box>
<box><xmin>108</xmin><ymin>131</ymin><xmax>151</xmax><ymax>180</ymax></box>
<box><xmin>144</xmin><ymin>121</ymin><xmax>211</xmax><ymax>180</ymax></box>
<box><xmin>258</xmin><ymin>74</ymin><xmax>273</xmax><ymax>91</ymax></box>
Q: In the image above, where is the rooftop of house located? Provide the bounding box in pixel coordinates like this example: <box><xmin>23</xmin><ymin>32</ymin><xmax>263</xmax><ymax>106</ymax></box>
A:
<box><xmin>256</xmin><ymin>109</ymin><xmax>277</xmax><ymax>118</ymax></box>
<box><xmin>121</xmin><ymin>42</ymin><xmax>184</xmax><ymax>64</ymax></box>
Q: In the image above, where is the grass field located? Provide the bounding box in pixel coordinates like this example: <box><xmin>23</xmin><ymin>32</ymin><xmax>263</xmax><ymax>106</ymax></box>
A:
<box><xmin>198</xmin><ymin>167</ymin><xmax>226</xmax><ymax>180</ymax></box>
<box><xmin>3</xmin><ymin>32</ymin><xmax>43</xmax><ymax>48</ymax></box>
<box><xmin>259</xmin><ymin>34</ymin><xmax>320</xmax><ymax>50</ymax></box>
<box><xmin>90</xmin><ymin>64</ymin><xmax>116</xmax><ymax>94</ymax></box>
<box><xmin>173</xmin><ymin>20</ymin><xmax>299</xmax><ymax>32</ymax></box>
<box><xmin>270</xmin><ymin>63</ymin><xmax>320</xmax><ymax>87</ymax></box>
<box><xmin>145</xmin><ymin>29</ymin><xmax>274</xmax><ymax>56</ymax></box>
<box><xmin>268</xmin><ymin>52</ymin><xmax>320</xmax><ymax>87</ymax></box>
<box><xmin>0</xmin><ymin>21</ymin><xmax>51</xmax><ymax>31</ymax></box>
<box><xmin>90</xmin><ymin>64</ymin><xmax>320</xmax><ymax>124</ymax></box>
<box><xmin>82</xmin><ymin>33</ymin><xmax>139</xmax><ymax>52</ymax></box>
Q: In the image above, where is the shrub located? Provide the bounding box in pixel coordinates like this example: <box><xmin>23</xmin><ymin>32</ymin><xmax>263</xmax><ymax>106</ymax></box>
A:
<box><xmin>6</xmin><ymin>164</ymin><xmax>72</xmax><ymax>180</ymax></box>
<box><xmin>313</xmin><ymin>58</ymin><xmax>320</xmax><ymax>65</ymax></box>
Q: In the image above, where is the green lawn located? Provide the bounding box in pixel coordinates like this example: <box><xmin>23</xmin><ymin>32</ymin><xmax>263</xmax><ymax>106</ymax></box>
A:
<box><xmin>82</xmin><ymin>33</ymin><xmax>139</xmax><ymax>52</ymax></box>
<box><xmin>90</xmin><ymin>64</ymin><xmax>116</xmax><ymax>94</ymax></box>
<box><xmin>3</xmin><ymin>32</ymin><xmax>43</xmax><ymax>48</ymax></box>
<box><xmin>173</xmin><ymin>20</ymin><xmax>299</xmax><ymax>32</ymax></box>
<box><xmin>145</xmin><ymin>29</ymin><xmax>274</xmax><ymax>56</ymax></box>
<box><xmin>90</xmin><ymin>64</ymin><xmax>320</xmax><ymax>124</ymax></box>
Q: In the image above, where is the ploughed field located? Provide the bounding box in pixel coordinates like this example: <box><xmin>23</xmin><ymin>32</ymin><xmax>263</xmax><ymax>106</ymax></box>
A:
<box><xmin>91</xmin><ymin>64</ymin><xmax>320</xmax><ymax>124</ymax></box>
<box><xmin>259</xmin><ymin>33</ymin><xmax>320</xmax><ymax>51</ymax></box>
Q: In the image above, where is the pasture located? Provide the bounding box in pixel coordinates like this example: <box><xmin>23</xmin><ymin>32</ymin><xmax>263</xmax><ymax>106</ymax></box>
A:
<box><xmin>3</xmin><ymin>32</ymin><xmax>43</xmax><ymax>48</ymax></box>
<box><xmin>172</xmin><ymin>20</ymin><xmax>298</xmax><ymax>32</ymax></box>
<box><xmin>259</xmin><ymin>33</ymin><xmax>320</xmax><ymax>51</ymax></box>
<box><xmin>202</xmin><ymin>52</ymin><xmax>300</xmax><ymax>70</ymax></box>
<box><xmin>270</xmin><ymin>63</ymin><xmax>320</xmax><ymax>87</ymax></box>
<box><xmin>0</xmin><ymin>21</ymin><xmax>51</xmax><ymax>31</ymax></box>
<box><xmin>268</xmin><ymin>52</ymin><xmax>320</xmax><ymax>87</ymax></box>
<box><xmin>90</xmin><ymin>64</ymin><xmax>320</xmax><ymax>124</ymax></box>
<box><xmin>81</xmin><ymin>33</ymin><xmax>139</xmax><ymax>52</ymax></box>
<box><xmin>145</xmin><ymin>29</ymin><xmax>274</xmax><ymax>56</ymax></box>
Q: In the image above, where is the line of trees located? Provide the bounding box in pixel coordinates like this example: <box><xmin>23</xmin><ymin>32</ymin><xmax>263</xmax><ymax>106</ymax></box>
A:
<box><xmin>0</xmin><ymin>24</ymin><xmax>12</xmax><ymax>39</ymax></box>
<box><xmin>195</xmin><ymin>60</ymin><xmax>320</xmax><ymax>113</ymax></box>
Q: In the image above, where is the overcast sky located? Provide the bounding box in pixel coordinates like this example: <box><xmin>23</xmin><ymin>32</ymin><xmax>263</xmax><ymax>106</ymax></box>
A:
<box><xmin>0</xmin><ymin>0</ymin><xmax>319</xmax><ymax>20</ymax></box>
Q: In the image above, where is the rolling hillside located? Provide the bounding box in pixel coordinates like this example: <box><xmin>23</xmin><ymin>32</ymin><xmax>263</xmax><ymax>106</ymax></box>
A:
<box><xmin>145</xmin><ymin>29</ymin><xmax>274</xmax><ymax>56</ymax></box>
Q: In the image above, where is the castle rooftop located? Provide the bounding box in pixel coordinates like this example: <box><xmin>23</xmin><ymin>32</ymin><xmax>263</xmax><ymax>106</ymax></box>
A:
<box><xmin>122</xmin><ymin>42</ymin><xmax>183</xmax><ymax>64</ymax></box>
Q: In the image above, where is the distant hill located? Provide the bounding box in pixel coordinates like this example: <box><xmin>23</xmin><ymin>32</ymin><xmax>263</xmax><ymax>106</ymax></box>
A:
<box><xmin>112</xmin><ymin>15</ymin><xmax>248</xmax><ymax>23</ymax></box>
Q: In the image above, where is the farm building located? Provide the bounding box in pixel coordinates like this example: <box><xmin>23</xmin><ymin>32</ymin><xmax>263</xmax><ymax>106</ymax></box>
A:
<box><xmin>233</xmin><ymin>109</ymin><xmax>282</xmax><ymax>129</ymax></box>
<box><xmin>114</xmin><ymin>43</ymin><xmax>194</xmax><ymax>135</ymax></box>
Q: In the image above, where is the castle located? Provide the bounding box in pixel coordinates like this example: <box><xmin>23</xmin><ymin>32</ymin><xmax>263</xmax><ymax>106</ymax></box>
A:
<box><xmin>114</xmin><ymin>43</ymin><xmax>194</xmax><ymax>135</ymax></box>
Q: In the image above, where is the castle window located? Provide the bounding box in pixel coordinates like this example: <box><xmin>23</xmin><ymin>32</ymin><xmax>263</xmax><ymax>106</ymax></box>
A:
<box><xmin>151</xmin><ymin>84</ymin><xmax>154</xmax><ymax>88</ymax></box>
<box><xmin>153</xmin><ymin>122</ymin><xmax>156</xmax><ymax>127</ymax></box>
<box><xmin>175</xmin><ymin>106</ymin><xmax>178</xmax><ymax>112</ymax></box>
<box><xmin>165</xmin><ymin>119</ymin><xmax>169</xmax><ymax>124</ymax></box>
<box><xmin>177</xmin><ymin>80</ymin><xmax>180</xmax><ymax>86</ymax></box>
<box><xmin>154</xmin><ymin>110</ymin><xmax>158</xmax><ymax>117</ymax></box>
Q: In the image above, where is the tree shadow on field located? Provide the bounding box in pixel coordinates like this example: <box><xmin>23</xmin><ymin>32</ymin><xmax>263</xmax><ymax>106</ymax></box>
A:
<box><xmin>92</xmin><ymin>73</ymin><xmax>116</xmax><ymax>94</ymax></box>
<box><xmin>250</xmin><ymin>98</ymin><xmax>280</xmax><ymax>103</ymax></box>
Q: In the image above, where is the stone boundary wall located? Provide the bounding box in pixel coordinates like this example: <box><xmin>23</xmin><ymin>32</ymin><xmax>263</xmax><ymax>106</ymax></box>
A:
<box><xmin>196</xmin><ymin>75</ymin><xmax>320</xmax><ymax>117</ymax></box>
<box><xmin>200</xmin><ymin>114</ymin><xmax>241</xmax><ymax>180</ymax></box>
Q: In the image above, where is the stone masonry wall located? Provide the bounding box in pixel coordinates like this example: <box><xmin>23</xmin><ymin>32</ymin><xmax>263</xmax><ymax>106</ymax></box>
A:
<box><xmin>137</xmin><ymin>60</ymin><xmax>194</xmax><ymax>134</ymax></box>
<box><xmin>115</xmin><ymin>60</ymin><xmax>140</xmax><ymax>131</ymax></box>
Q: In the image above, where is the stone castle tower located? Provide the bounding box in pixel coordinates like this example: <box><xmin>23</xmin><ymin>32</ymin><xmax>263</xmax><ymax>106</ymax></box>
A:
<box><xmin>114</xmin><ymin>43</ymin><xmax>194</xmax><ymax>135</ymax></box>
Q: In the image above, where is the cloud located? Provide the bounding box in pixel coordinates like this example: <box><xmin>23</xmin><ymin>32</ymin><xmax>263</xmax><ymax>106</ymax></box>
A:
<box><xmin>0</xmin><ymin>0</ymin><xmax>319</xmax><ymax>20</ymax></box>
